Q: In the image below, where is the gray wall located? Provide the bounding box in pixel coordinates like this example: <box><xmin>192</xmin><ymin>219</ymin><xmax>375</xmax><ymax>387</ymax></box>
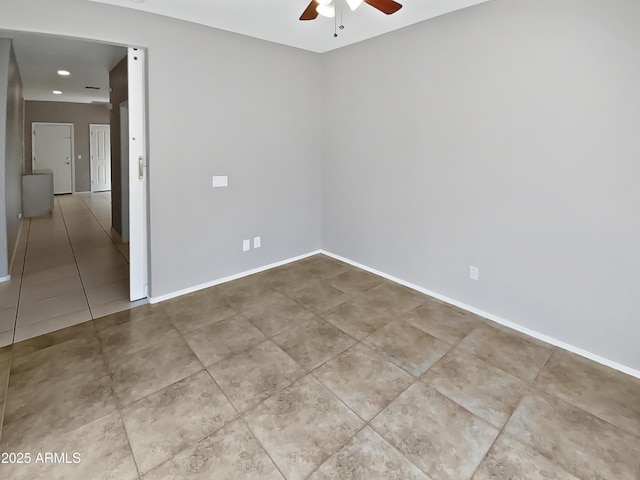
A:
<box><xmin>0</xmin><ymin>0</ymin><xmax>323</xmax><ymax>296</ymax></box>
<box><xmin>109</xmin><ymin>57</ymin><xmax>127</xmax><ymax>236</ymax></box>
<box><xmin>24</xmin><ymin>101</ymin><xmax>110</xmax><ymax>192</ymax></box>
<box><xmin>322</xmin><ymin>0</ymin><xmax>640</xmax><ymax>370</ymax></box>
<box><xmin>0</xmin><ymin>39</ymin><xmax>24</xmax><ymax>277</ymax></box>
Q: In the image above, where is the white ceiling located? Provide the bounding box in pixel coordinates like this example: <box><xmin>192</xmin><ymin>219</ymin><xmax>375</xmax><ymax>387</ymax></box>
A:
<box><xmin>86</xmin><ymin>0</ymin><xmax>491</xmax><ymax>53</ymax></box>
<box><xmin>0</xmin><ymin>30</ymin><xmax>126</xmax><ymax>104</ymax></box>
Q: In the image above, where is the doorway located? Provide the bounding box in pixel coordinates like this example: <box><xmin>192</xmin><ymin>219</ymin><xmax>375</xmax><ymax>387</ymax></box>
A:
<box><xmin>31</xmin><ymin>122</ymin><xmax>74</xmax><ymax>194</ymax></box>
<box><xmin>0</xmin><ymin>31</ymin><xmax>150</xmax><ymax>349</ymax></box>
<box><xmin>89</xmin><ymin>124</ymin><xmax>111</xmax><ymax>192</ymax></box>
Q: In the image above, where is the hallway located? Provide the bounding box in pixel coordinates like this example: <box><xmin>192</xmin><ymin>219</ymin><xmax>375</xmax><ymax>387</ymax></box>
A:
<box><xmin>0</xmin><ymin>192</ymin><xmax>136</xmax><ymax>347</ymax></box>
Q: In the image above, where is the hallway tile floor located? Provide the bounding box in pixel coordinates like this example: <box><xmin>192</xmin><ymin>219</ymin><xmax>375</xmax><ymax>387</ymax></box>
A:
<box><xmin>0</xmin><ymin>192</ymin><xmax>133</xmax><ymax>347</ymax></box>
<box><xmin>0</xmin><ymin>254</ymin><xmax>639</xmax><ymax>479</ymax></box>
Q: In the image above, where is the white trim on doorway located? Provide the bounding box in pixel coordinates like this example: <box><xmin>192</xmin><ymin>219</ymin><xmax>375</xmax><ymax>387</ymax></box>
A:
<box><xmin>127</xmin><ymin>47</ymin><xmax>149</xmax><ymax>302</ymax></box>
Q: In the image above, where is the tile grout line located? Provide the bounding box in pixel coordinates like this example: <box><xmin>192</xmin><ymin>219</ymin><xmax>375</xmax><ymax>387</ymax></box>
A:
<box><xmin>77</xmin><ymin>193</ymin><xmax>129</xmax><ymax>264</ymax></box>
<box><xmin>57</xmin><ymin>196</ymin><xmax>95</xmax><ymax>320</ymax></box>
<box><xmin>465</xmin><ymin>345</ymin><xmax>556</xmax><ymax>480</ymax></box>
<box><xmin>92</xmin><ymin>315</ymin><xmax>148</xmax><ymax>480</ymax></box>
<box><xmin>11</xmin><ymin>218</ymin><xmax>31</xmax><ymax>344</ymax></box>
<box><xmin>0</xmin><ymin>219</ymin><xmax>32</xmax><ymax>445</ymax></box>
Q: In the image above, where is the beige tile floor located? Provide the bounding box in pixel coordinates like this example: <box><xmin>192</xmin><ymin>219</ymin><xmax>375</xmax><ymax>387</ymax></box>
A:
<box><xmin>0</xmin><ymin>192</ymin><xmax>132</xmax><ymax>348</ymax></box>
<box><xmin>0</xmin><ymin>254</ymin><xmax>639</xmax><ymax>479</ymax></box>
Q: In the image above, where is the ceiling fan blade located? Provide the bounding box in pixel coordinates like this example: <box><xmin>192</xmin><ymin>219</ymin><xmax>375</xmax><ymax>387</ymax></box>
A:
<box><xmin>300</xmin><ymin>1</ymin><xmax>320</xmax><ymax>20</ymax></box>
<box><xmin>364</xmin><ymin>0</ymin><xmax>402</xmax><ymax>15</ymax></box>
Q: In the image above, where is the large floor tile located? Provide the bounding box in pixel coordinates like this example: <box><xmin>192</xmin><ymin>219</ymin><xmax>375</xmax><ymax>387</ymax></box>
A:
<box><xmin>96</xmin><ymin>309</ymin><xmax>175</xmax><ymax>357</ymax></box>
<box><xmin>328</xmin><ymin>269</ymin><xmax>386</xmax><ymax>294</ymax></box>
<box><xmin>85</xmin><ymin>279</ymin><xmax>129</xmax><ymax>308</ymax></box>
<box><xmin>371</xmin><ymin>382</ymin><xmax>498</xmax><ymax>480</ymax></box>
<box><xmin>534</xmin><ymin>349</ymin><xmax>640</xmax><ymax>436</ymax></box>
<box><xmin>244</xmin><ymin>375</ymin><xmax>364</xmax><ymax>480</ymax></box>
<box><xmin>472</xmin><ymin>434</ymin><xmax>579</xmax><ymax>480</ymax></box>
<box><xmin>13</xmin><ymin>309</ymin><xmax>93</xmax><ymax>343</ymax></box>
<box><xmin>0</xmin><ymin>306</ymin><xmax>17</xmax><ymax>334</ymax></box>
<box><xmin>504</xmin><ymin>392</ymin><xmax>640</xmax><ymax>480</ymax></box>
<box><xmin>107</xmin><ymin>331</ymin><xmax>203</xmax><ymax>405</ymax></box>
<box><xmin>422</xmin><ymin>348</ymin><xmax>528</xmax><ymax>428</ymax></box>
<box><xmin>93</xmin><ymin>303</ymin><xmax>161</xmax><ymax>331</ymax></box>
<box><xmin>308</xmin><ymin>426</ymin><xmax>429</xmax><ymax>480</ymax></box>
<box><xmin>215</xmin><ymin>276</ymin><xmax>275</xmax><ymax>312</ymax></box>
<box><xmin>322</xmin><ymin>295</ymin><xmax>394</xmax><ymax>340</ymax></box>
<box><xmin>0</xmin><ymin>411</ymin><xmax>138</xmax><ymax>480</ymax></box>
<box><xmin>313</xmin><ymin>343</ymin><xmax>414</xmax><ymax>421</ymax></box>
<box><xmin>122</xmin><ymin>370</ymin><xmax>237</xmax><ymax>474</ymax></box>
<box><xmin>2</xmin><ymin>368</ymin><xmax>117</xmax><ymax>452</ymax></box>
<box><xmin>183</xmin><ymin>315</ymin><xmax>265</xmax><ymax>367</ymax></box>
<box><xmin>142</xmin><ymin>419</ymin><xmax>284</xmax><ymax>480</ymax></box>
<box><xmin>16</xmin><ymin>290</ymin><xmax>89</xmax><ymax>326</ymax></box>
<box><xmin>19</xmin><ymin>273</ymin><xmax>84</xmax><ymax>304</ymax></box>
<box><xmin>299</xmin><ymin>256</ymin><xmax>349</xmax><ymax>279</ymax></box>
<box><xmin>456</xmin><ymin>324</ymin><xmax>552</xmax><ymax>382</ymax></box>
<box><xmin>161</xmin><ymin>290</ymin><xmax>236</xmax><ymax>334</ymax></box>
<box><xmin>403</xmin><ymin>299</ymin><xmax>484</xmax><ymax>344</ymax></box>
<box><xmin>284</xmin><ymin>281</ymin><xmax>351</xmax><ymax>314</ymax></box>
<box><xmin>11</xmin><ymin>321</ymin><xmax>97</xmax><ymax>359</ymax></box>
<box><xmin>21</xmin><ymin>263</ymin><xmax>79</xmax><ymax>287</ymax></box>
<box><xmin>208</xmin><ymin>340</ymin><xmax>304</xmax><ymax>413</ymax></box>
<box><xmin>363</xmin><ymin>321</ymin><xmax>452</xmax><ymax>376</ymax></box>
<box><xmin>242</xmin><ymin>290</ymin><xmax>314</xmax><ymax>337</ymax></box>
<box><xmin>272</xmin><ymin>317</ymin><xmax>356</xmax><ymax>371</ymax></box>
<box><xmin>363</xmin><ymin>282</ymin><xmax>426</xmax><ymax>314</ymax></box>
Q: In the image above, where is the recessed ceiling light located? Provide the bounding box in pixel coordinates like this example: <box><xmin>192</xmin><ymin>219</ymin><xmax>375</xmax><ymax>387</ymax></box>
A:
<box><xmin>52</xmin><ymin>90</ymin><xmax>63</xmax><ymax>95</ymax></box>
<box><xmin>57</xmin><ymin>70</ymin><xmax>71</xmax><ymax>76</ymax></box>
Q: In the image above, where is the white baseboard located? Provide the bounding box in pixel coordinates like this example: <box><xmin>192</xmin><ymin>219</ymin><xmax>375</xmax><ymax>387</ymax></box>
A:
<box><xmin>0</xmin><ymin>275</ymin><xmax>11</xmax><ymax>283</ymax></box>
<box><xmin>149</xmin><ymin>250</ymin><xmax>322</xmax><ymax>304</ymax></box>
<box><xmin>320</xmin><ymin>250</ymin><xmax>640</xmax><ymax>380</ymax></box>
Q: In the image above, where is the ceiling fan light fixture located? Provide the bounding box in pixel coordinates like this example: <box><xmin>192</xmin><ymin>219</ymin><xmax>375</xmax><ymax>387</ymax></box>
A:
<box><xmin>345</xmin><ymin>0</ymin><xmax>363</xmax><ymax>11</ymax></box>
<box><xmin>316</xmin><ymin>2</ymin><xmax>335</xmax><ymax>18</ymax></box>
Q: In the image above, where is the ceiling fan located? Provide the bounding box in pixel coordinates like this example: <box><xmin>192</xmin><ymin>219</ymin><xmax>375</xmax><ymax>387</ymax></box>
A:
<box><xmin>300</xmin><ymin>0</ymin><xmax>403</xmax><ymax>21</ymax></box>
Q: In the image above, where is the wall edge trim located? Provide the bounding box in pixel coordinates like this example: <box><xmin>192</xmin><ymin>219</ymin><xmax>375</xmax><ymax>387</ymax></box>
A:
<box><xmin>320</xmin><ymin>249</ymin><xmax>640</xmax><ymax>380</ymax></box>
<box><xmin>148</xmin><ymin>250</ymin><xmax>322</xmax><ymax>304</ymax></box>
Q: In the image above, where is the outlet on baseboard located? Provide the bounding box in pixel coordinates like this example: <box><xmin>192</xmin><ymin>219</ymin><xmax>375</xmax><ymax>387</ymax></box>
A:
<box><xmin>470</xmin><ymin>265</ymin><xmax>479</xmax><ymax>281</ymax></box>
<box><xmin>253</xmin><ymin>236</ymin><xmax>261</xmax><ymax>248</ymax></box>
<box><xmin>242</xmin><ymin>239</ymin><xmax>250</xmax><ymax>252</ymax></box>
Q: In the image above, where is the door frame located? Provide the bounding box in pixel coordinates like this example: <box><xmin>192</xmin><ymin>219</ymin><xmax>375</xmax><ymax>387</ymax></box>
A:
<box><xmin>128</xmin><ymin>47</ymin><xmax>149</xmax><ymax>301</ymax></box>
<box><xmin>31</xmin><ymin>122</ymin><xmax>75</xmax><ymax>193</ymax></box>
<box><xmin>89</xmin><ymin>123</ymin><xmax>111</xmax><ymax>193</ymax></box>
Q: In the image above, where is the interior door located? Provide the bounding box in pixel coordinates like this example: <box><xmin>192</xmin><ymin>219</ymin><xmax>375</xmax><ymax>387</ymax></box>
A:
<box><xmin>32</xmin><ymin>123</ymin><xmax>73</xmax><ymax>194</ymax></box>
<box><xmin>90</xmin><ymin>124</ymin><xmax>112</xmax><ymax>192</ymax></box>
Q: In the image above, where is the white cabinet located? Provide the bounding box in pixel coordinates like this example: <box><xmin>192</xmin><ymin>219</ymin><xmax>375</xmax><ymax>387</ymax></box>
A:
<box><xmin>22</xmin><ymin>170</ymin><xmax>54</xmax><ymax>217</ymax></box>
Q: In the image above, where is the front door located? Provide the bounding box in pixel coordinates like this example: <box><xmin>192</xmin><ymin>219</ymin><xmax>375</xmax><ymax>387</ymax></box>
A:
<box><xmin>32</xmin><ymin>123</ymin><xmax>73</xmax><ymax>194</ymax></box>
<box><xmin>90</xmin><ymin>124</ymin><xmax>112</xmax><ymax>192</ymax></box>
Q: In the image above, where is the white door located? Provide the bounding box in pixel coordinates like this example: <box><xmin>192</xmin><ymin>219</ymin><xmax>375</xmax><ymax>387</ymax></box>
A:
<box><xmin>128</xmin><ymin>47</ymin><xmax>149</xmax><ymax>301</ymax></box>
<box><xmin>90</xmin><ymin>124</ymin><xmax>111</xmax><ymax>192</ymax></box>
<box><xmin>32</xmin><ymin>123</ymin><xmax>73</xmax><ymax>194</ymax></box>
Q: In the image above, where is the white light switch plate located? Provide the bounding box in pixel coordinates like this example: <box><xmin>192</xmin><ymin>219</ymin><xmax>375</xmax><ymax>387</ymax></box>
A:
<box><xmin>470</xmin><ymin>265</ymin><xmax>479</xmax><ymax>280</ymax></box>
<box><xmin>243</xmin><ymin>239</ymin><xmax>250</xmax><ymax>252</ymax></box>
<box><xmin>212</xmin><ymin>176</ymin><xmax>228</xmax><ymax>188</ymax></box>
<box><xmin>253</xmin><ymin>237</ymin><xmax>261</xmax><ymax>248</ymax></box>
